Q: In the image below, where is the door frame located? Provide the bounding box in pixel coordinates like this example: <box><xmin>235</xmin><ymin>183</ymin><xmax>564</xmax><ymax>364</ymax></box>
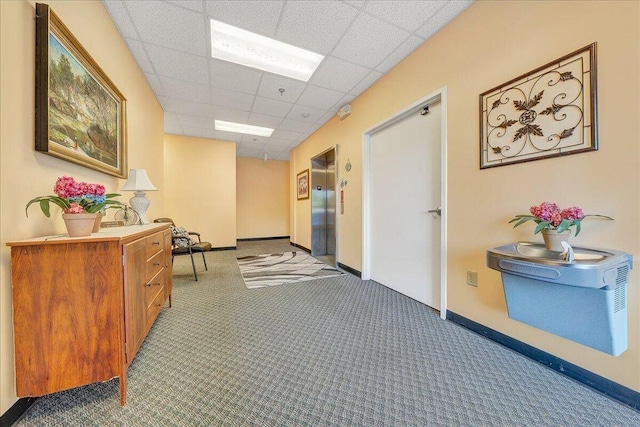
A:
<box><xmin>362</xmin><ymin>86</ymin><xmax>448</xmax><ymax>319</ymax></box>
<box><xmin>310</xmin><ymin>145</ymin><xmax>339</xmax><ymax>262</ymax></box>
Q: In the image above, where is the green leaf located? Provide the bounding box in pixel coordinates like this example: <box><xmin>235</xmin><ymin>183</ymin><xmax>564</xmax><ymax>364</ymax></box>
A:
<box><xmin>25</xmin><ymin>195</ymin><xmax>70</xmax><ymax>217</ymax></box>
<box><xmin>574</xmin><ymin>220</ymin><xmax>582</xmax><ymax>236</ymax></box>
<box><xmin>511</xmin><ymin>218</ymin><xmax>532</xmax><ymax>228</ymax></box>
<box><xmin>556</xmin><ymin>219</ymin><xmax>572</xmax><ymax>233</ymax></box>
<box><xmin>40</xmin><ymin>200</ymin><xmax>51</xmax><ymax>217</ymax></box>
<box><xmin>583</xmin><ymin>214</ymin><xmax>614</xmax><ymax>221</ymax></box>
<box><xmin>534</xmin><ymin>221</ymin><xmax>550</xmax><ymax>234</ymax></box>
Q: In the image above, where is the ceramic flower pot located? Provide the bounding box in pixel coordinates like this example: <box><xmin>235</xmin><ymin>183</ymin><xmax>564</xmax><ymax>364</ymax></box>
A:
<box><xmin>541</xmin><ymin>229</ymin><xmax>571</xmax><ymax>252</ymax></box>
<box><xmin>62</xmin><ymin>213</ymin><xmax>98</xmax><ymax>237</ymax></box>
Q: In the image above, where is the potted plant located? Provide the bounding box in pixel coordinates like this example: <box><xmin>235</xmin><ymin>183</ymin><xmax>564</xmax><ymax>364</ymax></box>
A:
<box><xmin>26</xmin><ymin>176</ymin><xmax>123</xmax><ymax>237</ymax></box>
<box><xmin>509</xmin><ymin>202</ymin><xmax>613</xmax><ymax>251</ymax></box>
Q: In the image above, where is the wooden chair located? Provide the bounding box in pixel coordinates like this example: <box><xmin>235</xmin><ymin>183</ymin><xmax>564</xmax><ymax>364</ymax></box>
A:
<box><xmin>153</xmin><ymin>218</ymin><xmax>212</xmax><ymax>281</ymax></box>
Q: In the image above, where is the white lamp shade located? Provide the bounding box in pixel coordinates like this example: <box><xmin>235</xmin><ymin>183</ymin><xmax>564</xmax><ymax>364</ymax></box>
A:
<box><xmin>120</xmin><ymin>169</ymin><xmax>157</xmax><ymax>191</ymax></box>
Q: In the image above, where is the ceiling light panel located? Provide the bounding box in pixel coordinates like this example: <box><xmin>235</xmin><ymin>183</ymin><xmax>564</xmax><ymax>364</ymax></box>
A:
<box><xmin>215</xmin><ymin>120</ymin><xmax>274</xmax><ymax>137</ymax></box>
<box><xmin>210</xmin><ymin>19</ymin><xmax>324</xmax><ymax>82</ymax></box>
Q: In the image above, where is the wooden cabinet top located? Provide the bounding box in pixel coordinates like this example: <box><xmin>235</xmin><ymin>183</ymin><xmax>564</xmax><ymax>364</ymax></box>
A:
<box><xmin>7</xmin><ymin>223</ymin><xmax>170</xmax><ymax>247</ymax></box>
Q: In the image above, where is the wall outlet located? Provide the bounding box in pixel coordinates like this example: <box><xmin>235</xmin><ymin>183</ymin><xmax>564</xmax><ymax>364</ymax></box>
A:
<box><xmin>467</xmin><ymin>271</ymin><xmax>478</xmax><ymax>287</ymax></box>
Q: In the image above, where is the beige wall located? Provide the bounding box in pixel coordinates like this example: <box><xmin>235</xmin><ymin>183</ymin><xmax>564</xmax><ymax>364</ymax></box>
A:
<box><xmin>291</xmin><ymin>0</ymin><xmax>640</xmax><ymax>392</ymax></box>
<box><xmin>163</xmin><ymin>134</ymin><xmax>236</xmax><ymax>248</ymax></box>
<box><xmin>237</xmin><ymin>157</ymin><xmax>290</xmax><ymax>239</ymax></box>
<box><xmin>0</xmin><ymin>0</ymin><xmax>165</xmax><ymax>414</ymax></box>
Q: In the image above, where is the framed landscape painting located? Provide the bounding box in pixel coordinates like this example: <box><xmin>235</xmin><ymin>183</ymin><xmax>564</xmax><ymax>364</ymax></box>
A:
<box><xmin>35</xmin><ymin>3</ymin><xmax>127</xmax><ymax>178</ymax></box>
<box><xmin>297</xmin><ymin>169</ymin><xmax>309</xmax><ymax>200</ymax></box>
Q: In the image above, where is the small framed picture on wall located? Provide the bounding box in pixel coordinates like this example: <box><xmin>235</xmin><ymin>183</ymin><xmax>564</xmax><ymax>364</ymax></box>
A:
<box><xmin>297</xmin><ymin>169</ymin><xmax>309</xmax><ymax>200</ymax></box>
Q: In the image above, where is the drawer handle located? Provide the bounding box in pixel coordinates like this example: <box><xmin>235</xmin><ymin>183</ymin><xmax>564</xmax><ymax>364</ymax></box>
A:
<box><xmin>154</xmin><ymin>262</ymin><xmax>161</xmax><ymax>266</ymax></box>
<box><xmin>152</xmin><ymin>241</ymin><xmax>161</xmax><ymax>246</ymax></box>
<box><xmin>155</xmin><ymin>282</ymin><xmax>162</xmax><ymax>287</ymax></box>
<box><xmin>157</xmin><ymin>303</ymin><xmax>162</xmax><ymax>307</ymax></box>
<box><xmin>145</xmin><ymin>283</ymin><xmax>152</xmax><ymax>287</ymax></box>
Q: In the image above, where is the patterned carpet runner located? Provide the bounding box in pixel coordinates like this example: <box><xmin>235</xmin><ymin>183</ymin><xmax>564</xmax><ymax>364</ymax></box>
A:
<box><xmin>237</xmin><ymin>251</ymin><xmax>343</xmax><ymax>288</ymax></box>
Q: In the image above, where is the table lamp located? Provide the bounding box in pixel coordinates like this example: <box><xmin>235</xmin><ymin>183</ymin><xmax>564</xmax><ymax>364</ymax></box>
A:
<box><xmin>120</xmin><ymin>169</ymin><xmax>157</xmax><ymax>224</ymax></box>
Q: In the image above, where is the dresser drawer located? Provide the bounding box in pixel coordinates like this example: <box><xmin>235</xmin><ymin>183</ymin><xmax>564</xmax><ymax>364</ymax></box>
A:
<box><xmin>146</xmin><ymin>283</ymin><xmax>165</xmax><ymax>326</ymax></box>
<box><xmin>145</xmin><ymin>231</ymin><xmax>164</xmax><ymax>258</ymax></box>
<box><xmin>145</xmin><ymin>269</ymin><xmax>164</xmax><ymax>307</ymax></box>
<box><xmin>146</xmin><ymin>249</ymin><xmax>164</xmax><ymax>282</ymax></box>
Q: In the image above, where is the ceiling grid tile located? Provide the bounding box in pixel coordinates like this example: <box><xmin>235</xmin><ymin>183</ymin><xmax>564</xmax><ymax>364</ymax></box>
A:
<box><xmin>104</xmin><ymin>0</ymin><xmax>472</xmax><ymax>159</ymax></box>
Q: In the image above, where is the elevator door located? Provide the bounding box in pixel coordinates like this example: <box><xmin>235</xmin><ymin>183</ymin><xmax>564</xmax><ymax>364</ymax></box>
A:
<box><xmin>311</xmin><ymin>149</ymin><xmax>336</xmax><ymax>262</ymax></box>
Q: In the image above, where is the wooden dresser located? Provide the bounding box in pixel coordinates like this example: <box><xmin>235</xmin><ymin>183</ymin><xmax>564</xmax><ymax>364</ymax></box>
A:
<box><xmin>7</xmin><ymin>223</ymin><xmax>173</xmax><ymax>405</ymax></box>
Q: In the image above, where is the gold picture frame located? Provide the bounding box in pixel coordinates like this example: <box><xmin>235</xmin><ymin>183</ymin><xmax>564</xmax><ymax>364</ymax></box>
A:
<box><xmin>479</xmin><ymin>43</ymin><xmax>597</xmax><ymax>169</ymax></box>
<box><xmin>35</xmin><ymin>3</ymin><xmax>127</xmax><ymax>178</ymax></box>
<box><xmin>297</xmin><ymin>169</ymin><xmax>309</xmax><ymax>200</ymax></box>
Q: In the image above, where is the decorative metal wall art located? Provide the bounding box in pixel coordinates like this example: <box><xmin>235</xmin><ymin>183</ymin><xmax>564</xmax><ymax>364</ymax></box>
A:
<box><xmin>35</xmin><ymin>3</ymin><xmax>128</xmax><ymax>178</ymax></box>
<box><xmin>479</xmin><ymin>43</ymin><xmax>597</xmax><ymax>169</ymax></box>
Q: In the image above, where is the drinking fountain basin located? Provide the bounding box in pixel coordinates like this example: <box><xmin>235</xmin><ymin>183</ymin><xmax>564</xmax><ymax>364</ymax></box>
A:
<box><xmin>487</xmin><ymin>242</ymin><xmax>633</xmax><ymax>356</ymax></box>
<box><xmin>514</xmin><ymin>243</ymin><xmax>611</xmax><ymax>263</ymax></box>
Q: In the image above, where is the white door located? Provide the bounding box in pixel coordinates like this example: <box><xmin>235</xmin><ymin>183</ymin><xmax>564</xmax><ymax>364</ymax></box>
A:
<box><xmin>370</xmin><ymin>102</ymin><xmax>441</xmax><ymax>309</ymax></box>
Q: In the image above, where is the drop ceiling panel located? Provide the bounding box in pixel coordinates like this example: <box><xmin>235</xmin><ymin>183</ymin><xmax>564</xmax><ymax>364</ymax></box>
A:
<box><xmin>177</xmin><ymin>114</ymin><xmax>215</xmax><ymax>129</ymax></box>
<box><xmin>375</xmin><ymin>35</ymin><xmax>424</xmax><ymax>73</ymax></box>
<box><xmin>211</xmin><ymin>129</ymin><xmax>243</xmax><ymax>142</ymax></box>
<box><xmin>297</xmin><ymin>85</ymin><xmax>345</xmax><ymax>110</ymax></box>
<box><xmin>211</xmin><ymin>86</ymin><xmax>255</xmax><ymax>111</ymax></box>
<box><xmin>159</xmin><ymin>77</ymin><xmax>211</xmax><ymax>104</ymax></box>
<box><xmin>287</xmin><ymin>104</ymin><xmax>326</xmax><ymax>123</ymax></box>
<box><xmin>209</xmin><ymin>59</ymin><xmax>263</xmax><ymax>95</ymax></box>
<box><xmin>247</xmin><ymin>113</ymin><xmax>284</xmax><ymax>129</ymax></box>
<box><xmin>124</xmin><ymin>38</ymin><xmax>154</xmax><ymax>74</ymax></box>
<box><xmin>238</xmin><ymin>149</ymin><xmax>264</xmax><ymax>157</ymax></box>
<box><xmin>251</xmin><ymin>96</ymin><xmax>294</xmax><ymax>118</ymax></box>
<box><xmin>124</xmin><ymin>1</ymin><xmax>207</xmax><ymax>56</ymax></box>
<box><xmin>271</xmin><ymin>129</ymin><xmax>302</xmax><ymax>141</ymax></box>
<box><xmin>104</xmin><ymin>1</ymin><xmax>138</xmax><ymax>39</ymax></box>
<box><xmin>278</xmin><ymin>118</ymin><xmax>313</xmax><ymax>133</ymax></box>
<box><xmin>164</xmin><ymin>112</ymin><xmax>181</xmax><ymax>127</ymax></box>
<box><xmin>309</xmin><ymin>56</ymin><xmax>371</xmax><ymax>94</ymax></box>
<box><xmin>211</xmin><ymin>106</ymin><xmax>250</xmax><ymax>123</ymax></box>
<box><xmin>275</xmin><ymin>1</ymin><xmax>358</xmax><ymax>54</ymax></box>
<box><xmin>180</xmin><ymin>126</ymin><xmax>217</xmax><ymax>140</ymax></box>
<box><xmin>167</xmin><ymin>1</ymin><xmax>204</xmax><ymax>12</ymax></box>
<box><xmin>158</xmin><ymin>96</ymin><xmax>215</xmax><ymax>117</ymax></box>
<box><xmin>364</xmin><ymin>1</ymin><xmax>443</xmax><ymax>32</ymax></box>
<box><xmin>144</xmin><ymin>73</ymin><xmax>165</xmax><ymax>97</ymax></box>
<box><xmin>265</xmin><ymin>138</ymin><xmax>296</xmax><ymax>147</ymax></box>
<box><xmin>317</xmin><ymin>110</ymin><xmax>337</xmax><ymax>125</ymax></box>
<box><xmin>205</xmin><ymin>0</ymin><xmax>284</xmax><ymax>38</ymax></box>
<box><xmin>241</xmin><ymin>134</ymin><xmax>270</xmax><ymax>144</ymax></box>
<box><xmin>417</xmin><ymin>0</ymin><xmax>473</xmax><ymax>38</ymax></box>
<box><xmin>146</xmin><ymin>44</ymin><xmax>210</xmax><ymax>85</ymax></box>
<box><xmin>104</xmin><ymin>0</ymin><xmax>473</xmax><ymax>159</ymax></box>
<box><xmin>164</xmin><ymin>120</ymin><xmax>183</xmax><ymax>135</ymax></box>
<box><xmin>264</xmin><ymin>145</ymin><xmax>286</xmax><ymax>154</ymax></box>
<box><xmin>332</xmin><ymin>12</ymin><xmax>410</xmax><ymax>68</ymax></box>
<box><xmin>257</xmin><ymin>74</ymin><xmax>307</xmax><ymax>102</ymax></box>
<box><xmin>348</xmin><ymin>70</ymin><xmax>383</xmax><ymax>96</ymax></box>
<box><xmin>306</xmin><ymin>123</ymin><xmax>321</xmax><ymax>135</ymax></box>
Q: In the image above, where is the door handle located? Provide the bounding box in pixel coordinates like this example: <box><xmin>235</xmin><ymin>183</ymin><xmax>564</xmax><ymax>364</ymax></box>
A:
<box><xmin>426</xmin><ymin>207</ymin><xmax>442</xmax><ymax>217</ymax></box>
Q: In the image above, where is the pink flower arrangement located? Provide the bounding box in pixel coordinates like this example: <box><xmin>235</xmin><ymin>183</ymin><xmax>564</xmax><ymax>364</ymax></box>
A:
<box><xmin>26</xmin><ymin>176</ymin><xmax>121</xmax><ymax>217</ymax></box>
<box><xmin>53</xmin><ymin>175</ymin><xmax>106</xmax><ymax>200</ymax></box>
<box><xmin>510</xmin><ymin>202</ymin><xmax>612</xmax><ymax>236</ymax></box>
